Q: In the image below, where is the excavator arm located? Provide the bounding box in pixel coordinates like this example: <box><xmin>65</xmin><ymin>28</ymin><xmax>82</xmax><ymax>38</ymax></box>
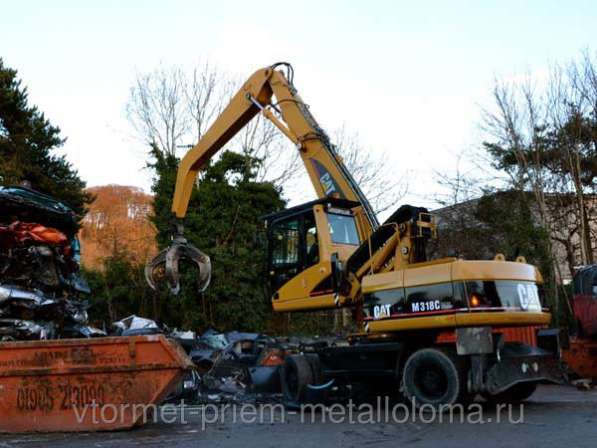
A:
<box><xmin>146</xmin><ymin>63</ymin><xmax>378</xmax><ymax>294</ymax></box>
<box><xmin>172</xmin><ymin>63</ymin><xmax>377</xmax><ymax>224</ymax></box>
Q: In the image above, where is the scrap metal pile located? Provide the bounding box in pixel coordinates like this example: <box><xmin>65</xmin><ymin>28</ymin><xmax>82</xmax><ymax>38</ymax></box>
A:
<box><xmin>0</xmin><ymin>185</ymin><xmax>331</xmax><ymax>401</ymax></box>
<box><xmin>145</xmin><ymin>326</ymin><xmax>340</xmax><ymax>403</ymax></box>
<box><xmin>167</xmin><ymin>328</ymin><xmax>292</xmax><ymax>402</ymax></box>
<box><xmin>170</xmin><ymin>328</ymin><xmax>351</xmax><ymax>403</ymax></box>
<box><xmin>0</xmin><ymin>186</ymin><xmax>104</xmax><ymax>340</ymax></box>
<box><xmin>104</xmin><ymin>315</ymin><xmax>321</xmax><ymax>402</ymax></box>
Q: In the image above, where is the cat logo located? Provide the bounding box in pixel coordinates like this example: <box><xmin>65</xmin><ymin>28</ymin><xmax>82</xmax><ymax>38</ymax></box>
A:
<box><xmin>319</xmin><ymin>172</ymin><xmax>336</xmax><ymax>195</ymax></box>
<box><xmin>517</xmin><ymin>283</ymin><xmax>541</xmax><ymax>311</ymax></box>
<box><xmin>310</xmin><ymin>159</ymin><xmax>345</xmax><ymax>198</ymax></box>
<box><xmin>373</xmin><ymin>304</ymin><xmax>391</xmax><ymax>319</ymax></box>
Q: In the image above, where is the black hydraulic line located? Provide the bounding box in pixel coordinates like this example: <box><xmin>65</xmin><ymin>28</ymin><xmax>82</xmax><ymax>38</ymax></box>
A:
<box><xmin>293</xmin><ymin>92</ymin><xmax>380</xmax><ymax>229</ymax></box>
<box><xmin>269</xmin><ymin>62</ymin><xmax>379</xmax><ymax>229</ymax></box>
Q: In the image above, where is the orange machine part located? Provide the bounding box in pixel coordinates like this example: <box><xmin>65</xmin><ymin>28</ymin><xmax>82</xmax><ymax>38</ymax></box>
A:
<box><xmin>436</xmin><ymin>326</ymin><xmax>543</xmax><ymax>346</ymax></box>
<box><xmin>0</xmin><ymin>335</ymin><xmax>193</xmax><ymax>432</ymax></box>
<box><xmin>498</xmin><ymin>326</ymin><xmax>541</xmax><ymax>346</ymax></box>
<box><xmin>562</xmin><ymin>337</ymin><xmax>597</xmax><ymax>379</ymax></box>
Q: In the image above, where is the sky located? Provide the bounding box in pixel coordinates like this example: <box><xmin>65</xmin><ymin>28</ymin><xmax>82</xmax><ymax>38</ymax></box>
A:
<box><xmin>1</xmin><ymin>0</ymin><xmax>595</xmax><ymax>209</ymax></box>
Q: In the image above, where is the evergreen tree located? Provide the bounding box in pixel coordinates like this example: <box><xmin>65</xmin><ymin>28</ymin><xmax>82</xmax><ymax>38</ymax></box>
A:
<box><xmin>148</xmin><ymin>146</ymin><xmax>285</xmax><ymax>331</ymax></box>
<box><xmin>0</xmin><ymin>58</ymin><xmax>90</xmax><ymax>218</ymax></box>
<box><xmin>475</xmin><ymin>191</ymin><xmax>553</xmax><ymax>279</ymax></box>
<box><xmin>83</xmin><ymin>255</ymin><xmax>149</xmax><ymax>326</ymax></box>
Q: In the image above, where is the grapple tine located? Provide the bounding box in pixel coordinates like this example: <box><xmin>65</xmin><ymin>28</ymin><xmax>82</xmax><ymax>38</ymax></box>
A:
<box><xmin>144</xmin><ymin>247</ymin><xmax>168</xmax><ymax>291</ymax></box>
<box><xmin>166</xmin><ymin>243</ymin><xmax>211</xmax><ymax>293</ymax></box>
<box><xmin>144</xmin><ymin>224</ymin><xmax>211</xmax><ymax>295</ymax></box>
<box><xmin>165</xmin><ymin>243</ymin><xmax>182</xmax><ymax>295</ymax></box>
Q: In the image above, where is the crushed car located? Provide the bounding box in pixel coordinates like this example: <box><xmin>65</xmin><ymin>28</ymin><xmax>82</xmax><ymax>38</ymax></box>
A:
<box><xmin>158</xmin><ymin>327</ymin><xmax>292</xmax><ymax>403</ymax></box>
<box><xmin>164</xmin><ymin>327</ymin><xmax>348</xmax><ymax>404</ymax></box>
<box><xmin>0</xmin><ymin>186</ymin><xmax>104</xmax><ymax>340</ymax></box>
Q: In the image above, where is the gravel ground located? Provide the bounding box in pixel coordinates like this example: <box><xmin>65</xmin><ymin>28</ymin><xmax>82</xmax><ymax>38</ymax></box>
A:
<box><xmin>1</xmin><ymin>385</ymin><xmax>596</xmax><ymax>448</ymax></box>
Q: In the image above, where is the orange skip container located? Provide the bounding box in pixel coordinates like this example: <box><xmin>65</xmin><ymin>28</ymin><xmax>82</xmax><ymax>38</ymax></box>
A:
<box><xmin>0</xmin><ymin>335</ymin><xmax>193</xmax><ymax>432</ymax></box>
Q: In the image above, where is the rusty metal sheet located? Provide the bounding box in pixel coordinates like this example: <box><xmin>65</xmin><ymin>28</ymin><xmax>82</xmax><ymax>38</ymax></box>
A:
<box><xmin>563</xmin><ymin>337</ymin><xmax>597</xmax><ymax>380</ymax></box>
<box><xmin>0</xmin><ymin>335</ymin><xmax>192</xmax><ymax>432</ymax></box>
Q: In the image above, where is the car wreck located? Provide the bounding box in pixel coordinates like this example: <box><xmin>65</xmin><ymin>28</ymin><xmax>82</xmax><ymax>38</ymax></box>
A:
<box><xmin>0</xmin><ymin>185</ymin><xmax>301</xmax><ymax>403</ymax></box>
<box><xmin>0</xmin><ymin>186</ymin><xmax>104</xmax><ymax>340</ymax></box>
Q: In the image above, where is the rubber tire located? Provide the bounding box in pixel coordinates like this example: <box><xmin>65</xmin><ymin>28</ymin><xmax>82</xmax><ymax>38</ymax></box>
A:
<box><xmin>304</xmin><ymin>354</ymin><xmax>323</xmax><ymax>385</ymax></box>
<box><xmin>281</xmin><ymin>355</ymin><xmax>314</xmax><ymax>403</ymax></box>
<box><xmin>402</xmin><ymin>348</ymin><xmax>468</xmax><ymax>408</ymax></box>
<box><xmin>483</xmin><ymin>382</ymin><xmax>537</xmax><ymax>404</ymax></box>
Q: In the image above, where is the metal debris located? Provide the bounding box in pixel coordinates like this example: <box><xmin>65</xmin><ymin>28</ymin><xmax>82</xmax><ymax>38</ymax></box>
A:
<box><xmin>163</xmin><ymin>328</ymin><xmax>298</xmax><ymax>403</ymax></box>
<box><xmin>112</xmin><ymin>315</ymin><xmax>162</xmax><ymax>336</ymax></box>
<box><xmin>572</xmin><ymin>378</ymin><xmax>593</xmax><ymax>390</ymax></box>
<box><xmin>0</xmin><ymin>186</ymin><xmax>103</xmax><ymax>340</ymax></box>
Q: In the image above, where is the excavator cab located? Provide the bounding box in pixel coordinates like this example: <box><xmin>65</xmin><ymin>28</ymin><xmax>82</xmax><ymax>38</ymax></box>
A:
<box><xmin>263</xmin><ymin>198</ymin><xmax>364</xmax><ymax>311</ymax></box>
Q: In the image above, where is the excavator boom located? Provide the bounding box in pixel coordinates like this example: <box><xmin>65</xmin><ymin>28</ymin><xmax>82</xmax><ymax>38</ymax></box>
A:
<box><xmin>172</xmin><ymin>63</ymin><xmax>377</xmax><ymax>226</ymax></box>
<box><xmin>146</xmin><ymin>63</ymin><xmax>378</xmax><ymax>294</ymax></box>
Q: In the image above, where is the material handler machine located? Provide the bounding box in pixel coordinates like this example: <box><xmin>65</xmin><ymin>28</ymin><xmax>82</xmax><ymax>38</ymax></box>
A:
<box><xmin>146</xmin><ymin>63</ymin><xmax>564</xmax><ymax>407</ymax></box>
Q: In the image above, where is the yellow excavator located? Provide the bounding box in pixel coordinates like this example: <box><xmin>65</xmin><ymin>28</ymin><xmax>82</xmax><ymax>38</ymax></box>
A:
<box><xmin>146</xmin><ymin>62</ymin><xmax>563</xmax><ymax>407</ymax></box>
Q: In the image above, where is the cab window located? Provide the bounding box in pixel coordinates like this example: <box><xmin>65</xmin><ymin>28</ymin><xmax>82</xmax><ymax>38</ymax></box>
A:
<box><xmin>327</xmin><ymin>213</ymin><xmax>359</xmax><ymax>245</ymax></box>
<box><xmin>304</xmin><ymin>214</ymin><xmax>319</xmax><ymax>267</ymax></box>
<box><xmin>271</xmin><ymin>219</ymin><xmax>299</xmax><ymax>266</ymax></box>
<box><xmin>268</xmin><ymin>211</ymin><xmax>320</xmax><ymax>292</ymax></box>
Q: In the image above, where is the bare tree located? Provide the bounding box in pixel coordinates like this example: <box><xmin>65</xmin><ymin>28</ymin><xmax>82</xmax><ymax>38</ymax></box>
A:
<box><xmin>470</xmin><ymin>51</ymin><xmax>597</xmax><ymax>318</ymax></box>
<box><xmin>549</xmin><ymin>55</ymin><xmax>597</xmax><ymax>266</ymax></box>
<box><xmin>126</xmin><ymin>62</ymin><xmax>301</xmax><ymax>190</ymax></box>
<box><xmin>332</xmin><ymin>124</ymin><xmax>408</xmax><ymax>214</ymax></box>
<box><xmin>126</xmin><ymin>65</ymin><xmax>190</xmax><ymax>156</ymax></box>
<box><xmin>481</xmin><ymin>74</ymin><xmax>568</xmax><ymax>315</ymax></box>
<box><xmin>185</xmin><ymin>62</ymin><xmax>221</xmax><ymax>142</ymax></box>
<box><xmin>234</xmin><ymin>105</ymin><xmax>301</xmax><ymax>187</ymax></box>
<box><xmin>126</xmin><ymin>64</ymin><xmax>410</xmax><ymax>212</ymax></box>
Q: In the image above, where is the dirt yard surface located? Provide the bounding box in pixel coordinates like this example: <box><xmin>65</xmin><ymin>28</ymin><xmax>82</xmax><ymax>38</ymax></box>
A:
<box><xmin>1</xmin><ymin>385</ymin><xmax>596</xmax><ymax>448</ymax></box>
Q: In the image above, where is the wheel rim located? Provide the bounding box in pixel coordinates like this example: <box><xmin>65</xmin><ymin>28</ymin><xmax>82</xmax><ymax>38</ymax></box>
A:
<box><xmin>413</xmin><ymin>362</ymin><xmax>449</xmax><ymax>401</ymax></box>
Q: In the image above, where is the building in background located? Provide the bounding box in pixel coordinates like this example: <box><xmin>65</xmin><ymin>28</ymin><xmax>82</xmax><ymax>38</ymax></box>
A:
<box><xmin>433</xmin><ymin>192</ymin><xmax>597</xmax><ymax>284</ymax></box>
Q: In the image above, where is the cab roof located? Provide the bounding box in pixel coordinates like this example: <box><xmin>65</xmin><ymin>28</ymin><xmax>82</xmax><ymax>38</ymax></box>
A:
<box><xmin>262</xmin><ymin>197</ymin><xmax>361</xmax><ymax>225</ymax></box>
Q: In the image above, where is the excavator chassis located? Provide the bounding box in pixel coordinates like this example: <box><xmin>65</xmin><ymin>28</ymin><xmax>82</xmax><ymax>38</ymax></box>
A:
<box><xmin>281</xmin><ymin>326</ymin><xmax>564</xmax><ymax>406</ymax></box>
<box><xmin>139</xmin><ymin>62</ymin><xmax>567</xmax><ymax>408</ymax></box>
